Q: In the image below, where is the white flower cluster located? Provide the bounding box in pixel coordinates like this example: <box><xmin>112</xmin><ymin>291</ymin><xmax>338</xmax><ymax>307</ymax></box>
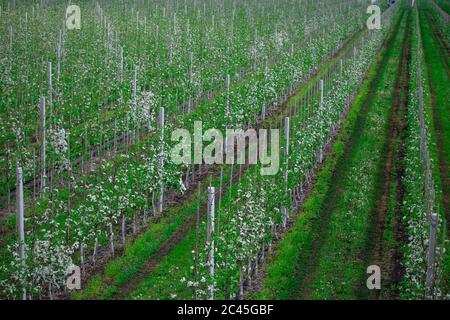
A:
<box><xmin>48</xmin><ymin>127</ymin><xmax>69</xmax><ymax>172</ymax></box>
<box><xmin>129</xmin><ymin>91</ymin><xmax>156</xmax><ymax>125</ymax></box>
<box><xmin>0</xmin><ymin>222</ymin><xmax>75</xmax><ymax>298</ymax></box>
<box><xmin>187</xmin><ymin>180</ymin><xmax>274</xmax><ymax>300</ymax></box>
<box><xmin>274</xmin><ymin>31</ymin><xmax>288</xmax><ymax>52</ymax></box>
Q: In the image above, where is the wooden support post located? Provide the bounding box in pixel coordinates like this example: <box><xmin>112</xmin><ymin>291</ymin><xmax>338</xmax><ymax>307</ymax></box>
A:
<box><xmin>284</xmin><ymin>117</ymin><xmax>290</xmax><ymax>170</ymax></box>
<box><xmin>158</xmin><ymin>107</ymin><xmax>165</xmax><ymax>214</ymax></box>
<box><xmin>56</xmin><ymin>42</ymin><xmax>61</xmax><ymax>81</ymax></box>
<box><xmin>120</xmin><ymin>46</ymin><xmax>124</xmax><ymax>83</ymax></box>
<box><xmin>207</xmin><ymin>185</ymin><xmax>215</xmax><ymax>300</ymax></box>
<box><xmin>109</xmin><ymin>223</ymin><xmax>114</xmax><ymax>257</ymax></box>
<box><xmin>218</xmin><ymin>167</ymin><xmax>223</xmax><ymax>238</ymax></box>
<box><xmin>224</xmin><ymin>74</ymin><xmax>231</xmax><ymax>155</ymax></box>
<box><xmin>121</xmin><ymin>215</ymin><xmax>126</xmax><ymax>245</ymax></box>
<box><xmin>319</xmin><ymin>79</ymin><xmax>324</xmax><ymax>163</ymax></box>
<box><xmin>16</xmin><ymin>166</ymin><xmax>26</xmax><ymax>300</ymax></box>
<box><xmin>40</xmin><ymin>97</ymin><xmax>46</xmax><ymax>193</ymax></box>
<box><xmin>189</xmin><ymin>51</ymin><xmax>193</xmax><ymax>112</ymax></box>
<box><xmin>426</xmin><ymin>213</ymin><xmax>438</xmax><ymax>290</ymax></box>
<box><xmin>133</xmin><ymin>65</ymin><xmax>137</xmax><ymax>99</ymax></box>
<box><xmin>48</xmin><ymin>62</ymin><xmax>52</xmax><ymax>117</ymax></box>
<box><xmin>226</xmin><ymin>74</ymin><xmax>230</xmax><ymax>121</ymax></box>
<box><xmin>16</xmin><ymin>166</ymin><xmax>25</xmax><ymax>260</ymax></box>
<box><xmin>9</xmin><ymin>25</ymin><xmax>13</xmax><ymax>51</ymax></box>
<box><xmin>282</xmin><ymin>117</ymin><xmax>290</xmax><ymax>229</ymax></box>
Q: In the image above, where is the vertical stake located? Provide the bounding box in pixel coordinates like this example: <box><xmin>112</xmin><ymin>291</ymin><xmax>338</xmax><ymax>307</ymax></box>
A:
<box><xmin>48</xmin><ymin>62</ymin><xmax>52</xmax><ymax>119</ymax></box>
<box><xmin>319</xmin><ymin>79</ymin><xmax>324</xmax><ymax>163</ymax></box>
<box><xmin>426</xmin><ymin>213</ymin><xmax>438</xmax><ymax>291</ymax></box>
<box><xmin>40</xmin><ymin>97</ymin><xmax>46</xmax><ymax>193</ymax></box>
<box><xmin>158</xmin><ymin>107</ymin><xmax>165</xmax><ymax>214</ymax></box>
<box><xmin>207</xmin><ymin>185</ymin><xmax>215</xmax><ymax>300</ymax></box>
<box><xmin>16</xmin><ymin>166</ymin><xmax>26</xmax><ymax>300</ymax></box>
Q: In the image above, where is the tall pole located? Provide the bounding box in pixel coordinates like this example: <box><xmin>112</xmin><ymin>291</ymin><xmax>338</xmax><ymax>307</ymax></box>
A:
<box><xmin>225</xmin><ymin>74</ymin><xmax>231</xmax><ymax>155</ymax></box>
<box><xmin>16</xmin><ymin>166</ymin><xmax>25</xmax><ymax>259</ymax></box>
<box><xmin>9</xmin><ymin>26</ymin><xmax>13</xmax><ymax>51</ymax></box>
<box><xmin>207</xmin><ymin>185</ymin><xmax>215</xmax><ymax>300</ymax></box>
<box><xmin>226</xmin><ymin>74</ymin><xmax>230</xmax><ymax>122</ymax></box>
<box><xmin>56</xmin><ymin>44</ymin><xmax>61</xmax><ymax>81</ymax></box>
<box><xmin>57</xmin><ymin>30</ymin><xmax>62</xmax><ymax>81</ymax></box>
<box><xmin>16</xmin><ymin>166</ymin><xmax>26</xmax><ymax>300</ymax></box>
<box><xmin>319</xmin><ymin>79</ymin><xmax>324</xmax><ymax>163</ymax></box>
<box><xmin>189</xmin><ymin>51</ymin><xmax>193</xmax><ymax>112</ymax></box>
<box><xmin>40</xmin><ymin>97</ymin><xmax>46</xmax><ymax>193</ymax></box>
<box><xmin>426</xmin><ymin>213</ymin><xmax>438</xmax><ymax>291</ymax></box>
<box><xmin>48</xmin><ymin>62</ymin><xmax>52</xmax><ymax>120</ymax></box>
<box><xmin>120</xmin><ymin>46</ymin><xmax>124</xmax><ymax>83</ymax></box>
<box><xmin>133</xmin><ymin>65</ymin><xmax>137</xmax><ymax>99</ymax></box>
<box><xmin>282</xmin><ymin>117</ymin><xmax>290</xmax><ymax>229</ymax></box>
<box><xmin>158</xmin><ymin>107</ymin><xmax>165</xmax><ymax>214</ymax></box>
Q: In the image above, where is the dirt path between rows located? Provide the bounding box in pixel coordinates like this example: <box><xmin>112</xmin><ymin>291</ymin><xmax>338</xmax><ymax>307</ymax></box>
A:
<box><xmin>294</xmin><ymin>13</ymin><xmax>406</xmax><ymax>300</ymax></box>
<box><xmin>425</xmin><ymin>11</ymin><xmax>450</xmax><ymax>71</ymax></box>
<box><xmin>424</xmin><ymin>10</ymin><xmax>450</xmax><ymax>234</ymax></box>
<box><xmin>365</xmin><ymin>9</ymin><xmax>411</xmax><ymax>300</ymax></box>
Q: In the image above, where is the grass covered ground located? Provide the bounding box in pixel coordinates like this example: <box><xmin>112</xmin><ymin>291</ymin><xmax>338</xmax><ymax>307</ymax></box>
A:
<box><xmin>419</xmin><ymin>6</ymin><xmax>450</xmax><ymax>297</ymax></box>
<box><xmin>254</xmin><ymin>9</ymin><xmax>408</xmax><ymax>300</ymax></box>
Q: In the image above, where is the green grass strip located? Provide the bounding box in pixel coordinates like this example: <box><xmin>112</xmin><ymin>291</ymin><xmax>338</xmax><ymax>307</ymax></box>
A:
<box><xmin>419</xmin><ymin>7</ymin><xmax>450</xmax><ymax>298</ymax></box>
<box><xmin>254</xmin><ymin>11</ymin><xmax>406</xmax><ymax>300</ymax></box>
